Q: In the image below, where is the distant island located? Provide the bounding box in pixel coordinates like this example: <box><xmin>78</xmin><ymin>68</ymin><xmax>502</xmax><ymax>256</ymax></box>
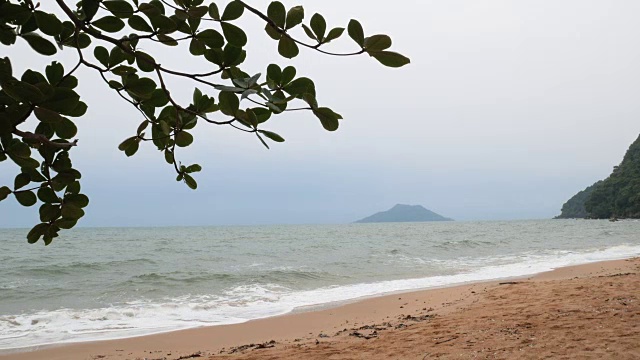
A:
<box><xmin>556</xmin><ymin>134</ymin><xmax>640</xmax><ymax>219</ymax></box>
<box><xmin>355</xmin><ymin>204</ymin><xmax>453</xmax><ymax>223</ymax></box>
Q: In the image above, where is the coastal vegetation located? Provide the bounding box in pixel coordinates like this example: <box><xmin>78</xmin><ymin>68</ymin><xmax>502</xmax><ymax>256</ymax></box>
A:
<box><xmin>557</xmin><ymin>134</ymin><xmax>640</xmax><ymax>219</ymax></box>
<box><xmin>0</xmin><ymin>0</ymin><xmax>409</xmax><ymax>244</ymax></box>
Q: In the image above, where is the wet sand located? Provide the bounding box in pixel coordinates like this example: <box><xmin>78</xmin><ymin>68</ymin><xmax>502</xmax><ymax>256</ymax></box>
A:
<box><xmin>2</xmin><ymin>258</ymin><xmax>639</xmax><ymax>360</ymax></box>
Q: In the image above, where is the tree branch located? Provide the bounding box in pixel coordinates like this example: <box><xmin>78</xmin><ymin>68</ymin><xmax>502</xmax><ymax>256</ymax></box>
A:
<box><xmin>13</xmin><ymin>129</ymin><xmax>78</xmax><ymax>149</ymax></box>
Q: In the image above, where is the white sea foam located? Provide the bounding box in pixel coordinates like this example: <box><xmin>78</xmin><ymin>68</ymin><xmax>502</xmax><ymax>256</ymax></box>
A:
<box><xmin>1</xmin><ymin>243</ymin><xmax>639</xmax><ymax>352</ymax></box>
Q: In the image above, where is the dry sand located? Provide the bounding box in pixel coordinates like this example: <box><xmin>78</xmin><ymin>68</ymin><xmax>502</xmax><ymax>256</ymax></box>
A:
<box><xmin>2</xmin><ymin>258</ymin><xmax>638</xmax><ymax>360</ymax></box>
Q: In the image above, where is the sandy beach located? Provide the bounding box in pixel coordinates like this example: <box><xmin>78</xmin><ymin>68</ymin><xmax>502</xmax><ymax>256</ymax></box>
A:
<box><xmin>2</xmin><ymin>257</ymin><xmax>638</xmax><ymax>360</ymax></box>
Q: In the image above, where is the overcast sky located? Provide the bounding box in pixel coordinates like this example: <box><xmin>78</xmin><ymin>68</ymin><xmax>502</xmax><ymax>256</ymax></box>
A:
<box><xmin>2</xmin><ymin>0</ymin><xmax>640</xmax><ymax>228</ymax></box>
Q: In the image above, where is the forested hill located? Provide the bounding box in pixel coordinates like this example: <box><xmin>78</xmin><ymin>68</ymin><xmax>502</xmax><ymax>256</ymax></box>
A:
<box><xmin>555</xmin><ymin>181</ymin><xmax>603</xmax><ymax>219</ymax></box>
<box><xmin>585</xmin><ymin>135</ymin><xmax>640</xmax><ymax>218</ymax></box>
<box><xmin>556</xmin><ymin>134</ymin><xmax>640</xmax><ymax>219</ymax></box>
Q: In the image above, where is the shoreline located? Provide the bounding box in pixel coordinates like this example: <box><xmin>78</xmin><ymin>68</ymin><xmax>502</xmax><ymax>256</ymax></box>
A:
<box><xmin>3</xmin><ymin>247</ymin><xmax>639</xmax><ymax>354</ymax></box>
<box><xmin>2</xmin><ymin>256</ymin><xmax>638</xmax><ymax>360</ymax></box>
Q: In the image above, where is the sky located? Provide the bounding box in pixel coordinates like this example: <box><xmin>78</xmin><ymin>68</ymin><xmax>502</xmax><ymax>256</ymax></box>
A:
<box><xmin>2</xmin><ymin>0</ymin><xmax>640</xmax><ymax>227</ymax></box>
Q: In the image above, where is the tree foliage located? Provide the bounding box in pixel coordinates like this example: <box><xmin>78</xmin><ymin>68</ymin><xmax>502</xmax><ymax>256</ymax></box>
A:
<box><xmin>0</xmin><ymin>0</ymin><xmax>410</xmax><ymax>244</ymax></box>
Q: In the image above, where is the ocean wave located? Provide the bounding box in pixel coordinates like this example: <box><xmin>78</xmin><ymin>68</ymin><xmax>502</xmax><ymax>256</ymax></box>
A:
<box><xmin>432</xmin><ymin>238</ymin><xmax>499</xmax><ymax>250</ymax></box>
<box><xmin>17</xmin><ymin>259</ymin><xmax>158</xmax><ymax>276</ymax></box>
<box><xmin>123</xmin><ymin>268</ymin><xmax>341</xmax><ymax>287</ymax></box>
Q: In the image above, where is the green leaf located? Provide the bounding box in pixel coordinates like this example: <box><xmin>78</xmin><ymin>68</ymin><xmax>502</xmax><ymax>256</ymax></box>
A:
<box><xmin>94</xmin><ymin>46</ymin><xmax>110</xmax><ymax>67</ymax></box>
<box><xmin>285</xmin><ymin>6</ymin><xmax>304</xmax><ymax>30</ymax></box>
<box><xmin>0</xmin><ymin>117</ymin><xmax>12</xmax><ymax>135</ymax></box>
<box><xmin>313</xmin><ymin>107</ymin><xmax>342</xmax><ymax>131</ymax></box>
<box><xmin>126</xmin><ymin>77</ymin><xmax>157</xmax><ymax>98</ymax></box>
<box><xmin>281</xmin><ymin>66</ymin><xmax>296</xmax><ymax>85</ymax></box>
<box><xmin>371</xmin><ymin>51</ymin><xmax>410</xmax><ymax>68</ymax></box>
<box><xmin>14</xmin><ymin>173</ymin><xmax>30</xmax><ymax>190</ymax></box>
<box><xmin>348</xmin><ymin>19</ymin><xmax>365</xmax><ymax>47</ymax></box>
<box><xmin>34</xmin><ymin>11</ymin><xmax>63</xmax><ymax>36</ymax></box>
<box><xmin>21</xmin><ymin>69</ymin><xmax>47</xmax><ymax>86</ymax></box>
<box><xmin>128</xmin><ymin>15</ymin><xmax>154</xmax><ymax>32</ymax></box>
<box><xmin>27</xmin><ymin>223</ymin><xmax>48</xmax><ymax>244</ymax></box>
<box><xmin>189</xmin><ymin>38</ymin><xmax>206</xmax><ymax>55</ymax></box>
<box><xmin>67</xmin><ymin>181</ymin><xmax>81</xmax><ymax>195</ymax></box>
<box><xmin>267</xmin><ymin>1</ymin><xmax>286</xmax><ymax>28</ymax></box>
<box><xmin>65</xmin><ymin>193</ymin><xmax>90</xmax><ymax>208</ymax></box>
<box><xmin>39</xmin><ymin>203</ymin><xmax>61</xmax><ymax>222</ymax></box>
<box><xmin>252</xmin><ymin>107</ymin><xmax>272</xmax><ymax>123</ymax></box>
<box><xmin>278</xmin><ymin>36</ymin><xmax>299</xmax><ymax>59</ymax></box>
<box><xmin>0</xmin><ymin>26</ymin><xmax>17</xmax><ymax>46</ymax></box>
<box><xmin>157</xmin><ymin>34</ymin><xmax>178</xmax><ymax>46</ymax></box>
<box><xmin>21</xmin><ymin>14</ymin><xmax>37</xmax><ymax>34</ymax></box>
<box><xmin>196</xmin><ymin>29</ymin><xmax>224</xmax><ymax>48</ymax></box>
<box><xmin>38</xmin><ymin>187</ymin><xmax>60</xmax><ymax>203</ymax></box>
<box><xmin>118</xmin><ymin>136</ymin><xmax>139</xmax><ymax>156</ymax></box>
<box><xmin>111</xmin><ymin>65</ymin><xmax>137</xmax><ymax>76</ymax></box>
<box><xmin>256</xmin><ymin>132</ymin><xmax>269</xmax><ymax>149</ymax></box>
<box><xmin>183</xmin><ymin>173</ymin><xmax>197</xmax><ymax>190</ymax></box>
<box><xmin>301</xmin><ymin>93</ymin><xmax>317</xmax><ymax>109</ymax></box>
<box><xmin>186</xmin><ymin>164</ymin><xmax>202</xmax><ymax>173</ymax></box>
<box><xmin>109</xmin><ymin>46</ymin><xmax>126</xmax><ymax>66</ymax></box>
<box><xmin>138</xmin><ymin>3</ymin><xmax>161</xmax><ymax>17</ymax></box>
<box><xmin>92</xmin><ymin>16</ymin><xmax>126</xmax><ymax>33</ymax></box>
<box><xmin>218</xmin><ymin>91</ymin><xmax>239</xmax><ymax>116</ymax></box>
<box><xmin>82</xmin><ymin>0</ymin><xmax>101</xmax><ymax>21</ymax></box>
<box><xmin>39</xmin><ymin>88</ymin><xmax>80</xmax><ymax>114</ymax></box>
<box><xmin>61</xmin><ymin>203</ymin><xmax>84</xmax><ymax>220</ymax></box>
<box><xmin>187</xmin><ymin>6</ymin><xmax>208</xmax><ymax>19</ymax></box>
<box><xmin>222</xmin><ymin>1</ymin><xmax>244</xmax><ymax>21</ymax></box>
<box><xmin>45</xmin><ymin>61</ymin><xmax>64</xmax><ymax>84</ymax></box>
<box><xmin>221</xmin><ymin>22</ymin><xmax>247</xmax><ymax>47</ymax></box>
<box><xmin>237</xmin><ymin>109</ymin><xmax>258</xmax><ymax>127</ymax></box>
<box><xmin>259</xmin><ymin>130</ymin><xmax>285</xmax><ymax>143</ymax></box>
<box><xmin>22</xmin><ymin>34</ymin><xmax>57</xmax><ymax>56</ymax></box>
<box><xmin>103</xmin><ymin>1</ymin><xmax>135</xmax><ymax>18</ymax></box>
<box><xmin>267</xmin><ymin>64</ymin><xmax>282</xmax><ymax>83</ymax></box>
<box><xmin>223</xmin><ymin>44</ymin><xmax>244</xmax><ymax>65</ymax></box>
<box><xmin>15</xmin><ymin>190</ymin><xmax>37</xmax><ymax>207</ymax></box>
<box><xmin>0</xmin><ymin>186</ymin><xmax>12</xmax><ymax>202</ymax></box>
<box><xmin>208</xmin><ymin>3</ymin><xmax>220</xmax><ymax>20</ymax></box>
<box><xmin>0</xmin><ymin>3</ymin><xmax>32</xmax><ymax>25</ymax></box>
<box><xmin>175</xmin><ymin>131</ymin><xmax>193</xmax><ymax>147</ymax></box>
<box><xmin>283</xmin><ymin>77</ymin><xmax>315</xmax><ymax>97</ymax></box>
<box><xmin>324</xmin><ymin>27</ymin><xmax>344</xmax><ymax>43</ymax></box>
<box><xmin>22</xmin><ymin>168</ymin><xmax>47</xmax><ymax>183</ymax></box>
<box><xmin>310</xmin><ymin>13</ymin><xmax>326</xmax><ymax>41</ymax></box>
<box><xmin>301</xmin><ymin>24</ymin><xmax>317</xmax><ymax>41</ymax></box>
<box><xmin>264</xmin><ymin>23</ymin><xmax>281</xmax><ymax>40</ymax></box>
<box><xmin>164</xmin><ymin>149</ymin><xmax>174</xmax><ymax>164</ymax></box>
<box><xmin>34</xmin><ymin>106</ymin><xmax>63</xmax><ymax>123</ymax></box>
<box><xmin>55</xmin><ymin>218</ymin><xmax>78</xmax><ymax>230</ymax></box>
<box><xmin>55</xmin><ymin>117</ymin><xmax>78</xmax><ymax>139</ymax></box>
<box><xmin>364</xmin><ymin>34</ymin><xmax>392</xmax><ymax>52</ymax></box>
<box><xmin>2</xmin><ymin>79</ymin><xmax>46</xmax><ymax>103</ymax></box>
<box><xmin>135</xmin><ymin>51</ymin><xmax>156</xmax><ymax>72</ymax></box>
<box><xmin>67</xmin><ymin>33</ymin><xmax>92</xmax><ymax>49</ymax></box>
<box><xmin>150</xmin><ymin>15</ymin><xmax>177</xmax><ymax>34</ymax></box>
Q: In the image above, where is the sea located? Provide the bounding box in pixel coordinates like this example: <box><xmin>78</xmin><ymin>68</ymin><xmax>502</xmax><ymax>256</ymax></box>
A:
<box><xmin>1</xmin><ymin>220</ymin><xmax>639</xmax><ymax>352</ymax></box>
